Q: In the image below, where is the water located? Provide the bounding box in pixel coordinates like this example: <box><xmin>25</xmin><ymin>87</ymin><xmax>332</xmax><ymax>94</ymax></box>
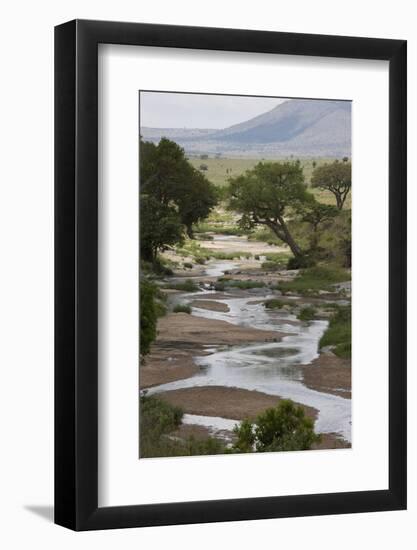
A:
<box><xmin>153</xmin><ymin>254</ymin><xmax>351</xmax><ymax>442</ymax></box>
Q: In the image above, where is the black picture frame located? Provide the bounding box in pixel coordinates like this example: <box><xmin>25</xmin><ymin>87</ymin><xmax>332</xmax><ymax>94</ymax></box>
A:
<box><xmin>55</xmin><ymin>19</ymin><xmax>407</xmax><ymax>531</ymax></box>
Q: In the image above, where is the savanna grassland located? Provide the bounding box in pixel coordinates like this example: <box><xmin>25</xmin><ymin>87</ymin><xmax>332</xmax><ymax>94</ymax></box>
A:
<box><xmin>188</xmin><ymin>156</ymin><xmax>351</xmax><ymax>208</ymax></box>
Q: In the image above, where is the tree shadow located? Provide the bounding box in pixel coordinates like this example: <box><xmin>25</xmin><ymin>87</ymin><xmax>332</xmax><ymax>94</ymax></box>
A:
<box><xmin>24</xmin><ymin>505</ymin><xmax>54</xmax><ymax>523</ymax></box>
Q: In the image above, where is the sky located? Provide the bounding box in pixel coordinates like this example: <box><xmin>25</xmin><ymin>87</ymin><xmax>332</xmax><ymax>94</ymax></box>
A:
<box><xmin>139</xmin><ymin>91</ymin><xmax>286</xmax><ymax>129</ymax></box>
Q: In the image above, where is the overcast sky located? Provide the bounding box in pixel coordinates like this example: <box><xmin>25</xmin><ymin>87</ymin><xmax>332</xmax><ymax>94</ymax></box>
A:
<box><xmin>139</xmin><ymin>91</ymin><xmax>286</xmax><ymax>129</ymax></box>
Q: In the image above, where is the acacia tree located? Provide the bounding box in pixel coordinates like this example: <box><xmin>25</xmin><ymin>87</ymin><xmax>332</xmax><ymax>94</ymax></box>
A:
<box><xmin>311</xmin><ymin>160</ymin><xmax>351</xmax><ymax>210</ymax></box>
<box><xmin>227</xmin><ymin>161</ymin><xmax>313</xmax><ymax>260</ymax></box>
<box><xmin>299</xmin><ymin>201</ymin><xmax>338</xmax><ymax>252</ymax></box>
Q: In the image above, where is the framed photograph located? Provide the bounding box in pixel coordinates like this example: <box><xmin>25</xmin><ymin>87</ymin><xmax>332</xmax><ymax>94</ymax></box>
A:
<box><xmin>55</xmin><ymin>20</ymin><xmax>406</xmax><ymax>530</ymax></box>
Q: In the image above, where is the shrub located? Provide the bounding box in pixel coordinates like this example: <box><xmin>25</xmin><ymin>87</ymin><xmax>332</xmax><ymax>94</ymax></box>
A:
<box><xmin>218</xmin><ymin>278</ymin><xmax>265</xmax><ymax>289</ymax></box>
<box><xmin>287</xmin><ymin>255</ymin><xmax>315</xmax><ymax>270</ymax></box>
<box><xmin>140</xmin><ymin>280</ymin><xmax>158</xmax><ymax>356</ymax></box>
<box><xmin>278</xmin><ymin>266</ymin><xmax>350</xmax><ymax>296</ymax></box>
<box><xmin>320</xmin><ymin>306</ymin><xmax>351</xmax><ymax>358</ymax></box>
<box><xmin>183</xmin><ymin>262</ymin><xmax>193</xmax><ymax>269</ymax></box>
<box><xmin>264</xmin><ymin>299</ymin><xmax>288</xmax><ymax>309</ymax></box>
<box><xmin>165</xmin><ymin>280</ymin><xmax>200</xmax><ymax>292</ymax></box>
<box><xmin>232</xmin><ymin>399</ymin><xmax>320</xmax><ymax>453</ymax></box>
<box><xmin>139</xmin><ymin>394</ymin><xmax>183</xmax><ymax>457</ymax></box>
<box><xmin>139</xmin><ymin>394</ymin><xmax>225</xmax><ymax>458</ymax></box>
<box><xmin>195</xmin><ymin>257</ymin><xmax>206</xmax><ymax>265</ymax></box>
<box><xmin>297</xmin><ymin>306</ymin><xmax>317</xmax><ymax>321</ymax></box>
<box><xmin>173</xmin><ymin>303</ymin><xmax>191</xmax><ymax>314</ymax></box>
<box><xmin>151</xmin><ymin>256</ymin><xmax>175</xmax><ymax>276</ymax></box>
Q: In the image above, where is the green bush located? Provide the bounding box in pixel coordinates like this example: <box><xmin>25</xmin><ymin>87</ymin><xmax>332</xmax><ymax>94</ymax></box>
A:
<box><xmin>165</xmin><ymin>280</ymin><xmax>200</xmax><ymax>292</ymax></box>
<box><xmin>264</xmin><ymin>299</ymin><xmax>288</xmax><ymax>309</ymax></box>
<box><xmin>297</xmin><ymin>306</ymin><xmax>317</xmax><ymax>321</ymax></box>
<box><xmin>140</xmin><ymin>281</ymin><xmax>158</xmax><ymax>356</ymax></box>
<box><xmin>287</xmin><ymin>255</ymin><xmax>315</xmax><ymax>270</ymax></box>
<box><xmin>232</xmin><ymin>399</ymin><xmax>320</xmax><ymax>453</ymax></box>
<box><xmin>320</xmin><ymin>306</ymin><xmax>351</xmax><ymax>358</ymax></box>
<box><xmin>209</xmin><ymin>251</ymin><xmax>252</xmax><ymax>260</ymax></box>
<box><xmin>139</xmin><ymin>394</ymin><xmax>225</xmax><ymax>458</ymax></box>
<box><xmin>264</xmin><ymin>252</ymin><xmax>291</xmax><ymax>263</ymax></box>
<box><xmin>173</xmin><ymin>304</ymin><xmax>191</xmax><ymax>314</ymax></box>
<box><xmin>183</xmin><ymin>262</ymin><xmax>193</xmax><ymax>269</ymax></box>
<box><xmin>278</xmin><ymin>266</ymin><xmax>350</xmax><ymax>296</ymax></box>
<box><xmin>218</xmin><ymin>278</ymin><xmax>266</xmax><ymax>289</ymax></box>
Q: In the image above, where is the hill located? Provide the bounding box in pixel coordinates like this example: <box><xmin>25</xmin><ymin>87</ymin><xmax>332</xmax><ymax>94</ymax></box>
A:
<box><xmin>141</xmin><ymin>98</ymin><xmax>351</xmax><ymax>158</ymax></box>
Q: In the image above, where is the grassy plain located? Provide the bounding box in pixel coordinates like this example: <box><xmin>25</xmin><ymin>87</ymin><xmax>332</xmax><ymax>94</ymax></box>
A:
<box><xmin>188</xmin><ymin>156</ymin><xmax>351</xmax><ymax>209</ymax></box>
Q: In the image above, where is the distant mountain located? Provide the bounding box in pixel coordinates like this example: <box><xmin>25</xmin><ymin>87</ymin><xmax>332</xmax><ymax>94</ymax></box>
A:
<box><xmin>140</xmin><ymin>127</ymin><xmax>217</xmax><ymax>140</ymax></box>
<box><xmin>141</xmin><ymin>99</ymin><xmax>351</xmax><ymax>158</ymax></box>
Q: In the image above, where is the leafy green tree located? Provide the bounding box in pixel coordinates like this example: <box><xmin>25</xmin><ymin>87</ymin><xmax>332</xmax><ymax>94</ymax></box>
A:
<box><xmin>175</xmin><ymin>169</ymin><xmax>218</xmax><ymax>238</ymax></box>
<box><xmin>299</xmin><ymin>201</ymin><xmax>338</xmax><ymax>252</ymax></box>
<box><xmin>311</xmin><ymin>160</ymin><xmax>352</xmax><ymax>210</ymax></box>
<box><xmin>140</xmin><ymin>195</ymin><xmax>183</xmax><ymax>262</ymax></box>
<box><xmin>140</xmin><ymin>138</ymin><xmax>190</xmax><ymax>204</ymax></box>
<box><xmin>140</xmin><ymin>138</ymin><xmax>217</xmax><ymax>248</ymax></box>
<box><xmin>233</xmin><ymin>400</ymin><xmax>320</xmax><ymax>453</ymax></box>
<box><xmin>227</xmin><ymin>161</ymin><xmax>313</xmax><ymax>260</ymax></box>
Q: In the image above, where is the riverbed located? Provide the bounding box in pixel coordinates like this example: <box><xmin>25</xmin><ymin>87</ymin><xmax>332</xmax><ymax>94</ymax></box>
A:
<box><xmin>144</xmin><ymin>234</ymin><xmax>352</xmax><ymax>447</ymax></box>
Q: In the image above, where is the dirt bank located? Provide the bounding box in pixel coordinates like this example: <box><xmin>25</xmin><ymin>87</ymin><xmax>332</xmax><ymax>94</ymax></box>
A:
<box><xmin>155</xmin><ymin>312</ymin><xmax>288</xmax><ymax>346</ymax></box>
<box><xmin>301</xmin><ymin>352</ymin><xmax>351</xmax><ymax>399</ymax></box>
<box><xmin>140</xmin><ymin>347</ymin><xmax>201</xmax><ymax>388</ymax></box>
<box><xmin>156</xmin><ymin>385</ymin><xmax>318</xmax><ymax>421</ymax></box>
<box><xmin>191</xmin><ymin>299</ymin><xmax>230</xmax><ymax>312</ymax></box>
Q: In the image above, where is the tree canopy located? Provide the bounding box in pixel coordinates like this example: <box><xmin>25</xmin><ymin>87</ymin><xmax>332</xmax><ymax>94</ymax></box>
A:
<box><xmin>227</xmin><ymin>161</ymin><xmax>313</xmax><ymax>259</ymax></box>
<box><xmin>140</xmin><ymin>138</ymin><xmax>217</xmax><ymax>260</ymax></box>
<box><xmin>311</xmin><ymin>160</ymin><xmax>351</xmax><ymax>210</ymax></box>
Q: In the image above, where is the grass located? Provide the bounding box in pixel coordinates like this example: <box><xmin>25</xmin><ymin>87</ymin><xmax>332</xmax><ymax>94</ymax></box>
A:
<box><xmin>218</xmin><ymin>278</ymin><xmax>266</xmax><ymax>289</ymax></box>
<box><xmin>176</xmin><ymin>240</ymin><xmax>252</xmax><ymax>261</ymax></box>
<box><xmin>264</xmin><ymin>252</ymin><xmax>291</xmax><ymax>262</ymax></box>
<box><xmin>248</xmin><ymin>228</ymin><xmax>282</xmax><ymax>245</ymax></box>
<box><xmin>210</xmin><ymin>251</ymin><xmax>252</xmax><ymax>260</ymax></box>
<box><xmin>188</xmin><ymin>157</ymin><xmax>335</xmax><ymax>187</ymax></box>
<box><xmin>261</xmin><ymin>261</ymin><xmax>284</xmax><ymax>271</ymax></box>
<box><xmin>264</xmin><ymin>299</ymin><xmax>290</xmax><ymax>309</ymax></box>
<box><xmin>139</xmin><ymin>394</ymin><xmax>225</xmax><ymax>458</ymax></box>
<box><xmin>297</xmin><ymin>306</ymin><xmax>317</xmax><ymax>321</ymax></box>
<box><xmin>319</xmin><ymin>306</ymin><xmax>351</xmax><ymax>358</ymax></box>
<box><xmin>173</xmin><ymin>303</ymin><xmax>191</xmax><ymax>314</ymax></box>
<box><xmin>277</xmin><ymin>266</ymin><xmax>350</xmax><ymax>296</ymax></box>
<box><xmin>194</xmin><ymin>223</ymin><xmax>247</xmax><ymax>236</ymax></box>
<box><xmin>164</xmin><ymin>280</ymin><xmax>200</xmax><ymax>292</ymax></box>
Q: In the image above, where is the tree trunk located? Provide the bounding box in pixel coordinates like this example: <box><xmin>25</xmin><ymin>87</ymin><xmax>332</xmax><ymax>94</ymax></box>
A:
<box><xmin>269</xmin><ymin>216</ymin><xmax>303</xmax><ymax>259</ymax></box>
<box><xmin>141</xmin><ymin>245</ymin><xmax>155</xmax><ymax>264</ymax></box>
<box><xmin>335</xmin><ymin>193</ymin><xmax>343</xmax><ymax>210</ymax></box>
<box><xmin>186</xmin><ymin>224</ymin><xmax>194</xmax><ymax>239</ymax></box>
